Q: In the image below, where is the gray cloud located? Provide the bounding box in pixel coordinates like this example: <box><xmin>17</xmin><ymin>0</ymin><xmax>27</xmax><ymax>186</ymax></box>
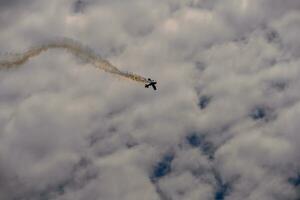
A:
<box><xmin>0</xmin><ymin>0</ymin><xmax>300</xmax><ymax>199</ymax></box>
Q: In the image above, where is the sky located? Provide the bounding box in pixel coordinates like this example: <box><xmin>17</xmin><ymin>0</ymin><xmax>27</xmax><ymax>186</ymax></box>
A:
<box><xmin>0</xmin><ymin>0</ymin><xmax>300</xmax><ymax>199</ymax></box>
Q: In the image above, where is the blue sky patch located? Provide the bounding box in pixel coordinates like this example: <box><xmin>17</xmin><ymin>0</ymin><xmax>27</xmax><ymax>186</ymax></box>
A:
<box><xmin>213</xmin><ymin>170</ymin><xmax>231</xmax><ymax>200</ymax></box>
<box><xmin>250</xmin><ymin>107</ymin><xmax>266</xmax><ymax>120</ymax></box>
<box><xmin>215</xmin><ymin>183</ymin><xmax>230</xmax><ymax>200</ymax></box>
<box><xmin>288</xmin><ymin>173</ymin><xmax>300</xmax><ymax>187</ymax></box>
<box><xmin>186</xmin><ymin>133</ymin><xmax>214</xmax><ymax>159</ymax></box>
<box><xmin>151</xmin><ymin>154</ymin><xmax>174</xmax><ymax>181</ymax></box>
<box><xmin>198</xmin><ymin>95</ymin><xmax>211</xmax><ymax>109</ymax></box>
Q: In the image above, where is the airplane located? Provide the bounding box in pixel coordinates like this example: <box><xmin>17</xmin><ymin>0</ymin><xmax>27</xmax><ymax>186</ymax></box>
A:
<box><xmin>145</xmin><ymin>78</ymin><xmax>157</xmax><ymax>90</ymax></box>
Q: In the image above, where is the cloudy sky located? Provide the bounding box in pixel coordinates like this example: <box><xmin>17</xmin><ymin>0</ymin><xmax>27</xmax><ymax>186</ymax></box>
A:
<box><xmin>0</xmin><ymin>0</ymin><xmax>300</xmax><ymax>199</ymax></box>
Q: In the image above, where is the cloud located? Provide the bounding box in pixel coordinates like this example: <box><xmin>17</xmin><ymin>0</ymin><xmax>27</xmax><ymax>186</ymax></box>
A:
<box><xmin>0</xmin><ymin>0</ymin><xmax>300</xmax><ymax>199</ymax></box>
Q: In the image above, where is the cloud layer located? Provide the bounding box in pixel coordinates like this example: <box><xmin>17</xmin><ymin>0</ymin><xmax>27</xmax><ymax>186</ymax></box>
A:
<box><xmin>0</xmin><ymin>0</ymin><xmax>300</xmax><ymax>199</ymax></box>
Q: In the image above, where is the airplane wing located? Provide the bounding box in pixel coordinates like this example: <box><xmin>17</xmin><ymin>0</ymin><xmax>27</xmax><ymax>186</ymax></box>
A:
<box><xmin>152</xmin><ymin>84</ymin><xmax>157</xmax><ymax>90</ymax></box>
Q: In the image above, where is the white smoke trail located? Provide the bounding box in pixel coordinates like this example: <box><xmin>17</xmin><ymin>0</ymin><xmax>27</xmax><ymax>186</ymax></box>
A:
<box><xmin>0</xmin><ymin>38</ymin><xmax>149</xmax><ymax>84</ymax></box>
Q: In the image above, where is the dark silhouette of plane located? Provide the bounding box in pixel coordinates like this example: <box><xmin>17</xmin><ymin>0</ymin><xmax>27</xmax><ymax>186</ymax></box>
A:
<box><xmin>145</xmin><ymin>78</ymin><xmax>157</xmax><ymax>90</ymax></box>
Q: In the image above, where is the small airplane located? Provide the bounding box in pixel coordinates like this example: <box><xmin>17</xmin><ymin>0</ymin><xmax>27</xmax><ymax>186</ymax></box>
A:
<box><xmin>145</xmin><ymin>78</ymin><xmax>157</xmax><ymax>90</ymax></box>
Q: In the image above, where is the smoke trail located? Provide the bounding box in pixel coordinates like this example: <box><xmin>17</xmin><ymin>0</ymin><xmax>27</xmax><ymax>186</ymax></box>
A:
<box><xmin>0</xmin><ymin>38</ymin><xmax>149</xmax><ymax>84</ymax></box>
